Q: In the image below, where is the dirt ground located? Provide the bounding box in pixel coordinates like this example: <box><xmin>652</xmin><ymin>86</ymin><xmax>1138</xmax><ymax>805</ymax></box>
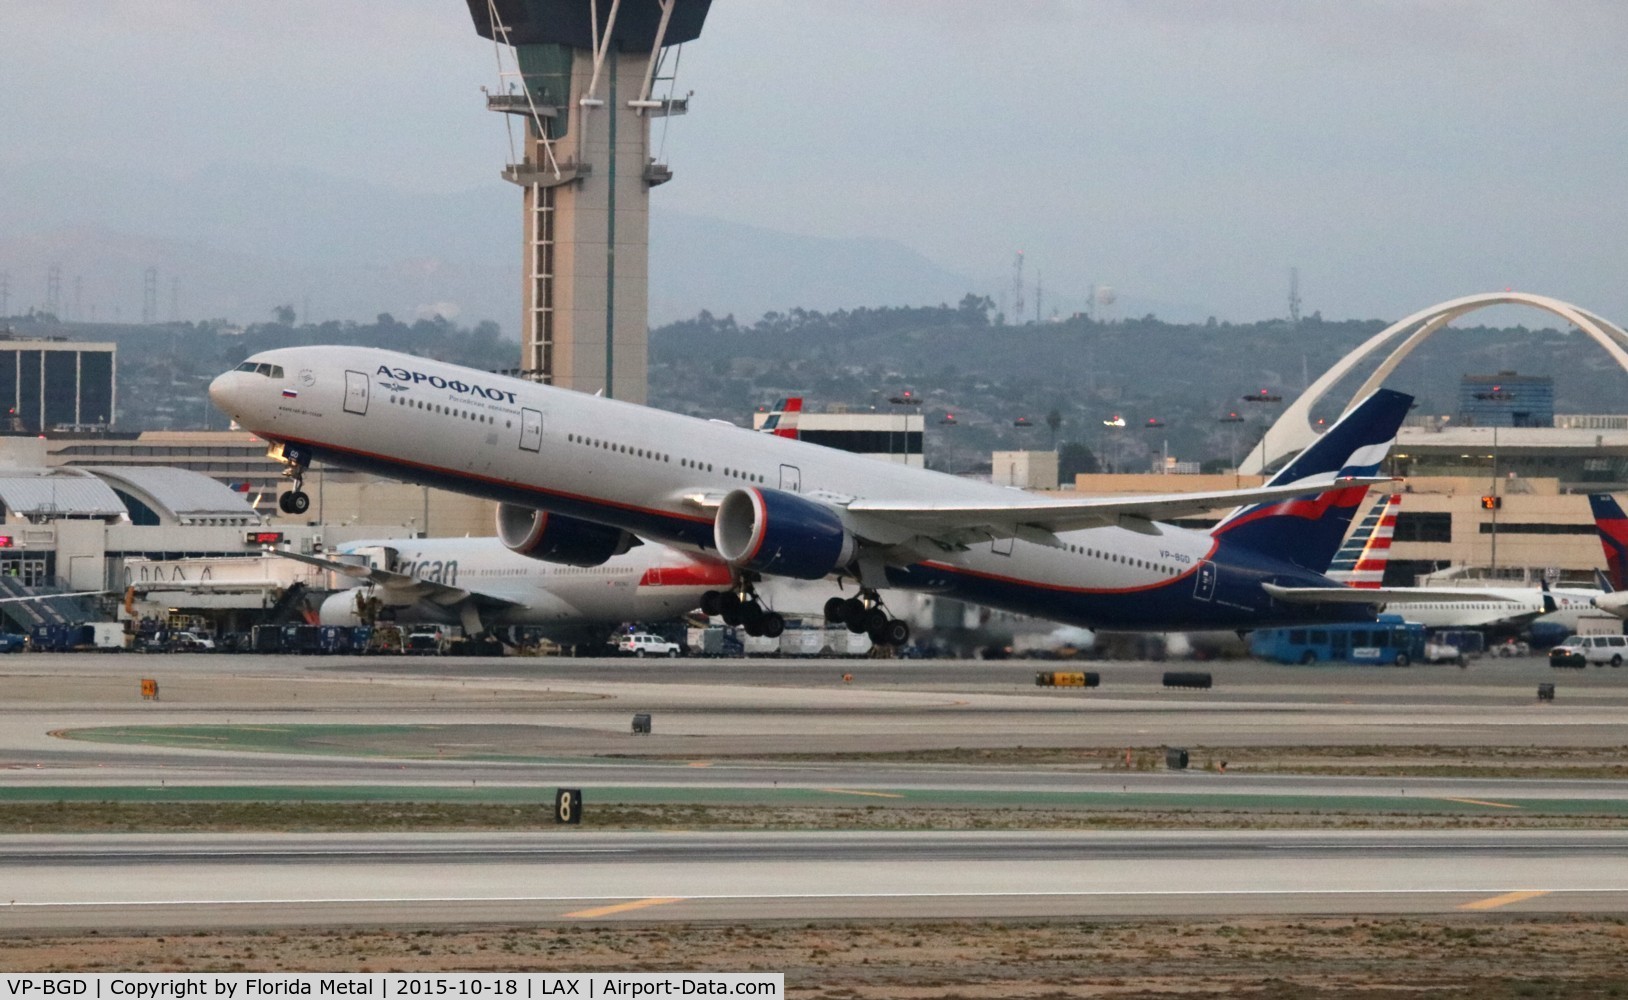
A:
<box><xmin>4</xmin><ymin>916</ymin><xmax>1628</xmax><ymax>998</ymax></box>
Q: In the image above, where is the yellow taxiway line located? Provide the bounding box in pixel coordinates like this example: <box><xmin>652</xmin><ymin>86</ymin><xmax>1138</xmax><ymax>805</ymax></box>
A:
<box><xmin>1458</xmin><ymin>890</ymin><xmax>1550</xmax><ymax>911</ymax></box>
<box><xmin>564</xmin><ymin>897</ymin><xmax>686</xmax><ymax>919</ymax></box>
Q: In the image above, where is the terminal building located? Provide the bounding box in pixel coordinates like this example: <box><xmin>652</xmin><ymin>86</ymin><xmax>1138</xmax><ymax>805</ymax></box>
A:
<box><xmin>0</xmin><ymin>336</ymin><xmax>115</xmax><ymax>433</ymax></box>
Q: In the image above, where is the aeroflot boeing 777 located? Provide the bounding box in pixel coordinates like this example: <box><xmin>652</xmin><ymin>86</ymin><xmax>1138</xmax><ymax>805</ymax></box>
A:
<box><xmin>210</xmin><ymin>348</ymin><xmax>1412</xmax><ymax>645</ymax></box>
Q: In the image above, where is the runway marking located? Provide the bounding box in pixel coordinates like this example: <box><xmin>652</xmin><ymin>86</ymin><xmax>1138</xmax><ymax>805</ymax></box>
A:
<box><xmin>686</xmin><ymin>761</ymin><xmax>713</xmax><ymax>768</ymax></box>
<box><xmin>1440</xmin><ymin>797</ymin><xmax>1520</xmax><ymax>809</ymax></box>
<box><xmin>817</xmin><ymin>788</ymin><xmax>904</xmax><ymax>799</ymax></box>
<box><xmin>564</xmin><ymin>897</ymin><xmax>685</xmax><ymax>919</ymax></box>
<box><xmin>1458</xmin><ymin>890</ymin><xmax>1550</xmax><ymax>911</ymax></box>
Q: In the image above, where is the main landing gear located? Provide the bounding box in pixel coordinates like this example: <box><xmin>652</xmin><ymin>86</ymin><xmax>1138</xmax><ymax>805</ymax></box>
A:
<box><xmin>824</xmin><ymin>591</ymin><xmax>910</xmax><ymax>648</ymax></box>
<box><xmin>700</xmin><ymin>584</ymin><xmax>785</xmax><ymax>639</ymax></box>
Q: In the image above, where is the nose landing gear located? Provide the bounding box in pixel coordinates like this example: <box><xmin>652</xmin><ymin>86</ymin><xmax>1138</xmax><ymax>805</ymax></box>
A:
<box><xmin>273</xmin><ymin>446</ymin><xmax>312</xmax><ymax>515</ymax></box>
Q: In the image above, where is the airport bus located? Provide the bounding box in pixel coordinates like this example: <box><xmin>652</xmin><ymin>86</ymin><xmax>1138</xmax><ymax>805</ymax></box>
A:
<box><xmin>1250</xmin><ymin>614</ymin><xmax>1427</xmax><ymax>666</ymax></box>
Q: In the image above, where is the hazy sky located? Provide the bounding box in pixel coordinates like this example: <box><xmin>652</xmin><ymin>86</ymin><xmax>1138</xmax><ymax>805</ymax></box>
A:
<box><xmin>7</xmin><ymin>1</ymin><xmax>1628</xmax><ymax>323</ymax></box>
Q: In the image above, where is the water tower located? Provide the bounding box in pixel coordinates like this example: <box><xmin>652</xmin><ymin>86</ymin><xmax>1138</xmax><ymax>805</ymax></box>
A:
<box><xmin>466</xmin><ymin>0</ymin><xmax>712</xmax><ymax>403</ymax></box>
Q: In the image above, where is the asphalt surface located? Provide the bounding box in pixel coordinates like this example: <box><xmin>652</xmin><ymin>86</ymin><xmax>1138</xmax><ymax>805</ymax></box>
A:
<box><xmin>3</xmin><ymin>830</ymin><xmax>1624</xmax><ymax>928</ymax></box>
<box><xmin>2</xmin><ymin>651</ymin><xmax>1625</xmax><ymax>927</ymax></box>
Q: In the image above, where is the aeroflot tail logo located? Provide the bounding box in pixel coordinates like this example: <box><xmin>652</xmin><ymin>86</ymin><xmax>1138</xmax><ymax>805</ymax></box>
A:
<box><xmin>376</xmin><ymin>365</ymin><xmax>518</xmax><ymax>404</ymax></box>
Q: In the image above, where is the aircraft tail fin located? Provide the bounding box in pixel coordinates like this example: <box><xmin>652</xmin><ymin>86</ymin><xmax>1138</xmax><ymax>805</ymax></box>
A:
<box><xmin>1211</xmin><ymin>388</ymin><xmax>1413</xmax><ymax>573</ymax></box>
<box><xmin>1326</xmin><ymin>492</ymin><xmax>1398</xmax><ymax>588</ymax></box>
<box><xmin>760</xmin><ymin>397</ymin><xmax>803</xmax><ymax>439</ymax></box>
<box><xmin>1589</xmin><ymin>493</ymin><xmax>1628</xmax><ymax>592</ymax></box>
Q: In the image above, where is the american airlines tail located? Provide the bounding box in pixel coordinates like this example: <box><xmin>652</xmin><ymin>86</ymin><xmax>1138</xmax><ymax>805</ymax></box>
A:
<box><xmin>1210</xmin><ymin>389</ymin><xmax>1409</xmax><ymax>574</ymax></box>
<box><xmin>759</xmin><ymin>397</ymin><xmax>803</xmax><ymax>439</ymax></box>
<box><xmin>1326</xmin><ymin>492</ymin><xmax>1398</xmax><ymax>588</ymax></box>
<box><xmin>1589</xmin><ymin>493</ymin><xmax>1628</xmax><ymax>591</ymax></box>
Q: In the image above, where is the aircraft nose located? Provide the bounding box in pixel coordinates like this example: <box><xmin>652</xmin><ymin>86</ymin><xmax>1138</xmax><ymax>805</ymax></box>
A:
<box><xmin>207</xmin><ymin>370</ymin><xmax>239</xmax><ymax>416</ymax></box>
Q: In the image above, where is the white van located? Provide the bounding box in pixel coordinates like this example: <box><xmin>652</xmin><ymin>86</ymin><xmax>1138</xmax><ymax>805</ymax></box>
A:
<box><xmin>1550</xmin><ymin>634</ymin><xmax>1628</xmax><ymax>667</ymax></box>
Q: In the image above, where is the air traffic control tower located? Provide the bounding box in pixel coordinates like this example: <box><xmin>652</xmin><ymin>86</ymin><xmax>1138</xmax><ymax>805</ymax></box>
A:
<box><xmin>466</xmin><ymin>0</ymin><xmax>711</xmax><ymax>405</ymax></box>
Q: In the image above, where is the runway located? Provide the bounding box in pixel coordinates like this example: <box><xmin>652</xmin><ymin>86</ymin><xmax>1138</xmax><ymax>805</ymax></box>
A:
<box><xmin>3</xmin><ymin>830</ymin><xmax>1624</xmax><ymax>929</ymax></box>
<box><xmin>2</xmin><ymin>652</ymin><xmax>1625</xmax><ymax>930</ymax></box>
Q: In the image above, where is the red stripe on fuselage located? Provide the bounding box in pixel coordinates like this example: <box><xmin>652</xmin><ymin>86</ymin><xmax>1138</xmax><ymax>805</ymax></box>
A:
<box><xmin>639</xmin><ymin>561</ymin><xmax>735</xmax><ymax>588</ymax></box>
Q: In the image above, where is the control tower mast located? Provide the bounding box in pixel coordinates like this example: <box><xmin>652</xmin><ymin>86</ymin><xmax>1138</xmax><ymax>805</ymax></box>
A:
<box><xmin>467</xmin><ymin>0</ymin><xmax>711</xmax><ymax>404</ymax></box>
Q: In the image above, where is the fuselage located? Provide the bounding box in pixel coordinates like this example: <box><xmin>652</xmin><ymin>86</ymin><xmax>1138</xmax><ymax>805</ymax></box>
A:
<box><xmin>323</xmin><ymin>535</ymin><xmax>731</xmax><ymax>629</ymax></box>
<box><xmin>1395</xmin><ymin>588</ymin><xmax>1598</xmax><ymax>630</ymax></box>
<box><xmin>211</xmin><ymin>347</ymin><xmax>1373</xmax><ymax>631</ymax></box>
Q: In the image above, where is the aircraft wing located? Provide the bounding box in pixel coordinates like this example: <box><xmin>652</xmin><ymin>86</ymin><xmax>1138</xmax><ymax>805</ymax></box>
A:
<box><xmin>0</xmin><ymin>590</ymin><xmax>107</xmax><ymax>604</ymax></box>
<box><xmin>269</xmin><ymin>549</ymin><xmax>523</xmax><ymax>611</ymax></box>
<box><xmin>842</xmin><ymin>476</ymin><xmax>1391</xmax><ymax>545</ymax></box>
<box><xmin>1263</xmin><ymin>583</ymin><xmax>1526</xmax><ymax>605</ymax></box>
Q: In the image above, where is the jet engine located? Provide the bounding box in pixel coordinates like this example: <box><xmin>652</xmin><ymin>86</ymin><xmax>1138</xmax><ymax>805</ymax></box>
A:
<box><xmin>496</xmin><ymin>503</ymin><xmax>637</xmax><ymax>567</ymax></box>
<box><xmin>714</xmin><ymin>488</ymin><xmax>856</xmax><ymax>580</ymax></box>
<box><xmin>317</xmin><ymin>589</ymin><xmax>371</xmax><ymax>626</ymax></box>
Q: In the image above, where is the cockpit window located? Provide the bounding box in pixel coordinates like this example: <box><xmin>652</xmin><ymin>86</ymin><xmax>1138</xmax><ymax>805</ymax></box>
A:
<box><xmin>233</xmin><ymin>362</ymin><xmax>285</xmax><ymax>378</ymax></box>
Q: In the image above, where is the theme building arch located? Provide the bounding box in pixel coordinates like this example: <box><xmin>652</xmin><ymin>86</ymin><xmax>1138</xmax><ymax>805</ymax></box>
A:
<box><xmin>1239</xmin><ymin>292</ymin><xmax>1628</xmax><ymax>474</ymax></box>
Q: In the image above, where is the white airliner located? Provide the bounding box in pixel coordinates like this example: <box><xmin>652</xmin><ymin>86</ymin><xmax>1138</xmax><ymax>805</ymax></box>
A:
<box><xmin>1276</xmin><ymin>492</ymin><xmax>1599</xmax><ymax>629</ymax></box>
<box><xmin>209</xmin><ymin>348</ymin><xmax>1413</xmax><ymax>644</ymax></box>
<box><xmin>276</xmin><ymin>535</ymin><xmax>731</xmax><ymax>642</ymax></box>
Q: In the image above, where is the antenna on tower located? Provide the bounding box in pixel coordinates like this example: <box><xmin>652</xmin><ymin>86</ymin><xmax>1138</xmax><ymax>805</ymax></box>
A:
<box><xmin>142</xmin><ymin>267</ymin><xmax>158</xmax><ymax>325</ymax></box>
<box><xmin>1034</xmin><ymin>270</ymin><xmax>1043</xmax><ymax>324</ymax></box>
<box><xmin>46</xmin><ymin>265</ymin><xmax>62</xmax><ymax>319</ymax></box>
<box><xmin>170</xmin><ymin>276</ymin><xmax>179</xmax><ymax>323</ymax></box>
<box><xmin>1288</xmin><ymin>266</ymin><xmax>1302</xmax><ymax>329</ymax></box>
<box><xmin>73</xmin><ymin>276</ymin><xmax>83</xmax><ymax>323</ymax></box>
<box><xmin>1011</xmin><ymin>251</ymin><xmax>1026</xmax><ymax>324</ymax></box>
<box><xmin>1</xmin><ymin>272</ymin><xmax>9</xmax><ymax>319</ymax></box>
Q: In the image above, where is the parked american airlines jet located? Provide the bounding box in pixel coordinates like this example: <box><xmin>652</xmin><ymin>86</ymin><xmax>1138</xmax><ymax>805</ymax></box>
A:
<box><xmin>1290</xmin><ymin>492</ymin><xmax>1599</xmax><ymax>629</ymax></box>
<box><xmin>209</xmin><ymin>348</ymin><xmax>1410</xmax><ymax>644</ymax></box>
<box><xmin>275</xmin><ymin>535</ymin><xmax>731</xmax><ymax>642</ymax></box>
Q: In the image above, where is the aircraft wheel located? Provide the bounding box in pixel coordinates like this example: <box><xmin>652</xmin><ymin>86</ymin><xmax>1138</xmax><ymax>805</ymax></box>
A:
<box><xmin>823</xmin><ymin>597</ymin><xmax>849</xmax><ymax>624</ymax></box>
<box><xmin>861</xmin><ymin>608</ymin><xmax>889</xmax><ymax>636</ymax></box>
<box><xmin>738</xmin><ymin>602</ymin><xmax>764</xmax><ymax>629</ymax></box>
<box><xmin>700</xmin><ymin>590</ymin><xmax>724</xmax><ymax>616</ymax></box>
<box><xmin>882</xmin><ymin>619</ymin><xmax>911</xmax><ymax>647</ymax></box>
<box><xmin>279</xmin><ymin>491</ymin><xmax>309</xmax><ymax>515</ymax></box>
<box><xmin>845</xmin><ymin>617</ymin><xmax>868</xmax><ymax>634</ymax></box>
<box><xmin>760</xmin><ymin>612</ymin><xmax>785</xmax><ymax>639</ymax></box>
<box><xmin>721</xmin><ymin>605</ymin><xmax>745</xmax><ymax>627</ymax></box>
<box><xmin>842</xmin><ymin>597</ymin><xmax>867</xmax><ymax>623</ymax></box>
<box><xmin>718</xmin><ymin>591</ymin><xmax>743</xmax><ymax>614</ymax></box>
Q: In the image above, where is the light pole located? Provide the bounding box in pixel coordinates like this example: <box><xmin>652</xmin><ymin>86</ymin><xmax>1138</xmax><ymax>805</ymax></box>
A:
<box><xmin>1242</xmin><ymin>389</ymin><xmax>1283</xmax><ymax>477</ymax></box>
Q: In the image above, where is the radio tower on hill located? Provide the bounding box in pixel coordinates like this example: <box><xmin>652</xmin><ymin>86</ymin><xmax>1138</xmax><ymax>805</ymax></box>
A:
<box><xmin>1011</xmin><ymin>251</ymin><xmax>1025</xmax><ymax>324</ymax></box>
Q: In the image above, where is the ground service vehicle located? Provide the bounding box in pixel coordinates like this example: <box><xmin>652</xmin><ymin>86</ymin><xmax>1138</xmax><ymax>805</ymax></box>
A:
<box><xmin>618</xmin><ymin>632</ymin><xmax>681</xmax><ymax>657</ymax></box>
<box><xmin>1251</xmin><ymin>614</ymin><xmax>1427</xmax><ymax>666</ymax></box>
<box><xmin>1549</xmin><ymin>634</ymin><xmax>1628</xmax><ymax>667</ymax></box>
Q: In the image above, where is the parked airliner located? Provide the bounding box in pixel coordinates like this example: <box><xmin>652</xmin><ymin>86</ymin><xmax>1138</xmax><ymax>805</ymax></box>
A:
<box><xmin>209</xmin><ymin>348</ymin><xmax>1411</xmax><ymax>643</ymax></box>
<box><xmin>276</xmin><ymin>535</ymin><xmax>731</xmax><ymax>643</ymax></box>
<box><xmin>1281</xmin><ymin>492</ymin><xmax>1599</xmax><ymax>629</ymax></box>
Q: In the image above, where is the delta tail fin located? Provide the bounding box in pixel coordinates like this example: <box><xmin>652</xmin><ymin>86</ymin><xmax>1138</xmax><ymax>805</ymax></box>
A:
<box><xmin>1211</xmin><ymin>388</ymin><xmax>1413</xmax><ymax>573</ymax></box>
<box><xmin>1589</xmin><ymin>493</ymin><xmax>1628</xmax><ymax>591</ymax></box>
<box><xmin>1326</xmin><ymin>492</ymin><xmax>1398</xmax><ymax>588</ymax></box>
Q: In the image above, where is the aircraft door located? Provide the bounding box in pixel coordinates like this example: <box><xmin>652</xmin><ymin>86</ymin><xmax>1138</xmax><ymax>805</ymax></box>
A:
<box><xmin>779</xmin><ymin>464</ymin><xmax>801</xmax><ymax>492</ymax></box>
<box><xmin>519</xmin><ymin>407</ymin><xmax>543</xmax><ymax>452</ymax></box>
<box><xmin>1193</xmin><ymin>560</ymin><xmax>1217</xmax><ymax>601</ymax></box>
<box><xmin>343</xmin><ymin>371</ymin><xmax>369</xmax><ymax>415</ymax></box>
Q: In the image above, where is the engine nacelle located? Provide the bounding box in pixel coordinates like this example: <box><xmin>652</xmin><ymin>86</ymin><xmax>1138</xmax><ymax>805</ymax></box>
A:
<box><xmin>714</xmin><ymin>487</ymin><xmax>856</xmax><ymax>580</ymax></box>
<box><xmin>317</xmin><ymin>589</ymin><xmax>368</xmax><ymax>626</ymax></box>
<box><xmin>496</xmin><ymin>503</ymin><xmax>637</xmax><ymax>567</ymax></box>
